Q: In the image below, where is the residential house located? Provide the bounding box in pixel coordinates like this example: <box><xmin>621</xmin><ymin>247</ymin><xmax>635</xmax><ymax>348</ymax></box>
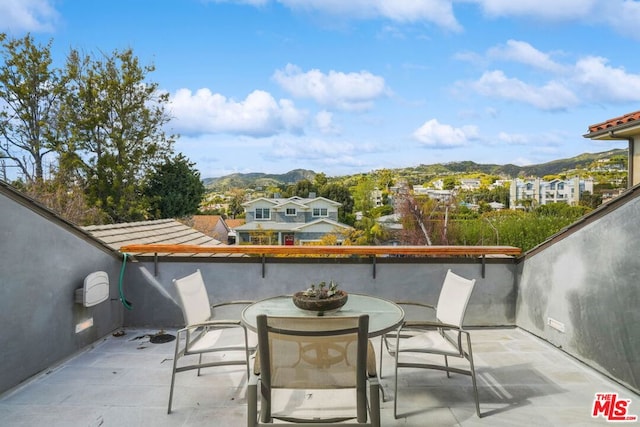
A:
<box><xmin>371</xmin><ymin>187</ymin><xmax>384</xmax><ymax>207</ymax></box>
<box><xmin>413</xmin><ymin>184</ymin><xmax>454</xmax><ymax>202</ymax></box>
<box><xmin>83</xmin><ymin>218</ymin><xmax>223</xmax><ymax>251</ymax></box>
<box><xmin>234</xmin><ymin>195</ymin><xmax>352</xmax><ymax>245</ymax></box>
<box><xmin>190</xmin><ymin>215</ymin><xmax>243</xmax><ymax>245</ymax></box>
<box><xmin>224</xmin><ymin>218</ymin><xmax>245</xmax><ymax>244</ymax></box>
<box><xmin>459</xmin><ymin>178</ymin><xmax>481</xmax><ymax>190</ymax></box>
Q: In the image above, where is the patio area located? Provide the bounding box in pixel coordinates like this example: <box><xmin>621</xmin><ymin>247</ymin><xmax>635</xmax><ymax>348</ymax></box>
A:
<box><xmin>0</xmin><ymin>326</ymin><xmax>634</xmax><ymax>426</ymax></box>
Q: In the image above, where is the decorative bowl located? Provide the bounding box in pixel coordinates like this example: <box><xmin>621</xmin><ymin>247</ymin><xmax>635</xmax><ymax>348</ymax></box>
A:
<box><xmin>292</xmin><ymin>290</ymin><xmax>348</xmax><ymax>314</ymax></box>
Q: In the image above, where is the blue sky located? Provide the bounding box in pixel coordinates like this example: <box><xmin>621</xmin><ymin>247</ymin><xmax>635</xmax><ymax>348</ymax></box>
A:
<box><xmin>2</xmin><ymin>0</ymin><xmax>639</xmax><ymax>179</ymax></box>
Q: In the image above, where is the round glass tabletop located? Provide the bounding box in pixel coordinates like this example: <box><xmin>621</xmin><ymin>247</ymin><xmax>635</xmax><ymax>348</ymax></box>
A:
<box><xmin>241</xmin><ymin>293</ymin><xmax>404</xmax><ymax>337</ymax></box>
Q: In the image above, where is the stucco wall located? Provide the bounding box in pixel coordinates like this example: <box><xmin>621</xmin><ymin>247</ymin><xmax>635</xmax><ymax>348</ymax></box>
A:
<box><xmin>121</xmin><ymin>258</ymin><xmax>518</xmax><ymax>328</ymax></box>
<box><xmin>516</xmin><ymin>196</ymin><xmax>640</xmax><ymax>393</ymax></box>
<box><xmin>0</xmin><ymin>191</ymin><xmax>123</xmax><ymax>394</ymax></box>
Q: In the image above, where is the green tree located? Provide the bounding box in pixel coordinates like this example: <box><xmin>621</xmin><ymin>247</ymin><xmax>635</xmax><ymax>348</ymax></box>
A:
<box><xmin>352</xmin><ymin>175</ymin><xmax>375</xmax><ymax>216</ymax></box>
<box><xmin>314</xmin><ymin>172</ymin><xmax>328</xmax><ymax>188</ymax></box>
<box><xmin>375</xmin><ymin>168</ymin><xmax>395</xmax><ymax>191</ymax></box>
<box><xmin>0</xmin><ymin>33</ymin><xmax>65</xmax><ymax>182</ymax></box>
<box><xmin>59</xmin><ymin>48</ymin><xmax>175</xmax><ymax>222</ymax></box>
<box><xmin>227</xmin><ymin>188</ymin><xmax>246</xmax><ymax>219</ymax></box>
<box><xmin>145</xmin><ymin>154</ymin><xmax>205</xmax><ymax>219</ymax></box>
<box><xmin>319</xmin><ymin>182</ymin><xmax>353</xmax><ymax>223</ymax></box>
<box><xmin>442</xmin><ymin>176</ymin><xmax>458</xmax><ymax>190</ymax></box>
<box><xmin>290</xmin><ymin>179</ymin><xmax>315</xmax><ymax>197</ymax></box>
<box><xmin>579</xmin><ymin>191</ymin><xmax>602</xmax><ymax>209</ymax></box>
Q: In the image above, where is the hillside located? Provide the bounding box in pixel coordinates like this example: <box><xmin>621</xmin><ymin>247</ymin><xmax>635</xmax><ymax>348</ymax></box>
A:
<box><xmin>203</xmin><ymin>169</ymin><xmax>317</xmax><ymax>190</ymax></box>
<box><xmin>203</xmin><ymin>148</ymin><xmax>626</xmax><ymax>190</ymax></box>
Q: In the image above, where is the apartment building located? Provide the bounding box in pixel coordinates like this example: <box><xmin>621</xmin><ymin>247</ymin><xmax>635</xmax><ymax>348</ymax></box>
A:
<box><xmin>510</xmin><ymin>177</ymin><xmax>594</xmax><ymax>209</ymax></box>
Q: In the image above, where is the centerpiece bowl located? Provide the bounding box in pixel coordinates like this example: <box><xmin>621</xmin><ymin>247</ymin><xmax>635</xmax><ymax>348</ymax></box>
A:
<box><xmin>292</xmin><ymin>290</ymin><xmax>348</xmax><ymax>313</ymax></box>
<box><xmin>292</xmin><ymin>280</ymin><xmax>348</xmax><ymax>314</ymax></box>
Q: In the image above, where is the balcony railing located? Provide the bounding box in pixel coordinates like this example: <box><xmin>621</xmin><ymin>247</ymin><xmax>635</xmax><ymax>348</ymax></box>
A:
<box><xmin>119</xmin><ymin>244</ymin><xmax>522</xmax><ymax>257</ymax></box>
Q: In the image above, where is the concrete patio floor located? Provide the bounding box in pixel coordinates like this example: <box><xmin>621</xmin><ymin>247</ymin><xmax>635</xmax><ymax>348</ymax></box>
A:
<box><xmin>0</xmin><ymin>327</ymin><xmax>636</xmax><ymax>426</ymax></box>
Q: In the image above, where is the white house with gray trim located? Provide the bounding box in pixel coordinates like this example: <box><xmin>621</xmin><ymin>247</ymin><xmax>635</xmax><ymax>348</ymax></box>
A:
<box><xmin>234</xmin><ymin>196</ymin><xmax>352</xmax><ymax>245</ymax></box>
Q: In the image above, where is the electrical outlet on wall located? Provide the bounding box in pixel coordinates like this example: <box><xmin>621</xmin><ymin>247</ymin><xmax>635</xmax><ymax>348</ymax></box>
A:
<box><xmin>547</xmin><ymin>317</ymin><xmax>565</xmax><ymax>333</ymax></box>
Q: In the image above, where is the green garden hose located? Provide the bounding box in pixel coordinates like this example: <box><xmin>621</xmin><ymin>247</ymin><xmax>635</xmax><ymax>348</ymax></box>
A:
<box><xmin>119</xmin><ymin>253</ymin><xmax>133</xmax><ymax>310</ymax></box>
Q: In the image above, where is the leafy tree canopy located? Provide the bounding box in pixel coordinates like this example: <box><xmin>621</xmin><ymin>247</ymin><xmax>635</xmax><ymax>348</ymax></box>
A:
<box><xmin>145</xmin><ymin>154</ymin><xmax>205</xmax><ymax>219</ymax></box>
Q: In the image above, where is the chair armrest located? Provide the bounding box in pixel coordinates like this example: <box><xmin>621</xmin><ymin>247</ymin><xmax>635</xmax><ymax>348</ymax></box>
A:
<box><xmin>394</xmin><ymin>301</ymin><xmax>435</xmax><ymax>310</ymax></box>
<box><xmin>403</xmin><ymin>320</ymin><xmax>460</xmax><ymax>330</ymax></box>
<box><xmin>211</xmin><ymin>300</ymin><xmax>255</xmax><ymax>308</ymax></box>
<box><xmin>180</xmin><ymin>319</ymin><xmax>243</xmax><ymax>330</ymax></box>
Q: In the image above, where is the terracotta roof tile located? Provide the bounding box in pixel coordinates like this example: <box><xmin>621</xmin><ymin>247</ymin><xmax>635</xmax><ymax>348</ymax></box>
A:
<box><xmin>588</xmin><ymin>110</ymin><xmax>640</xmax><ymax>133</ymax></box>
<box><xmin>225</xmin><ymin>219</ymin><xmax>245</xmax><ymax>228</ymax></box>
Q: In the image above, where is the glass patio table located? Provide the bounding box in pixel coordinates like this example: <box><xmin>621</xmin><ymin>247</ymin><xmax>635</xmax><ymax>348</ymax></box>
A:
<box><xmin>241</xmin><ymin>293</ymin><xmax>405</xmax><ymax>337</ymax></box>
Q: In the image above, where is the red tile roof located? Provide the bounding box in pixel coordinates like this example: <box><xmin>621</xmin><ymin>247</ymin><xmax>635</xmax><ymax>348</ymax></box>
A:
<box><xmin>192</xmin><ymin>215</ymin><xmax>222</xmax><ymax>235</ymax></box>
<box><xmin>588</xmin><ymin>110</ymin><xmax>640</xmax><ymax>133</ymax></box>
<box><xmin>225</xmin><ymin>219</ymin><xmax>245</xmax><ymax>229</ymax></box>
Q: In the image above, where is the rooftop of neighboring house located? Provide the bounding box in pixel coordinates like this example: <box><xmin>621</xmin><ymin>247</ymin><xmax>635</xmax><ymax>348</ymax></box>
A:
<box><xmin>242</xmin><ymin>195</ymin><xmax>341</xmax><ymax>208</ymax></box>
<box><xmin>191</xmin><ymin>214</ymin><xmax>226</xmax><ymax>235</ymax></box>
<box><xmin>83</xmin><ymin>218</ymin><xmax>223</xmax><ymax>251</ymax></box>
<box><xmin>225</xmin><ymin>218</ymin><xmax>245</xmax><ymax>229</ymax></box>
<box><xmin>234</xmin><ymin>217</ymin><xmax>352</xmax><ymax>231</ymax></box>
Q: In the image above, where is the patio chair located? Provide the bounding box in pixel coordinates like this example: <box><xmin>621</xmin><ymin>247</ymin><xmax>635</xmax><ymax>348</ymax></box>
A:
<box><xmin>168</xmin><ymin>269</ymin><xmax>256</xmax><ymax>414</ymax></box>
<box><xmin>247</xmin><ymin>314</ymin><xmax>380</xmax><ymax>426</ymax></box>
<box><xmin>381</xmin><ymin>269</ymin><xmax>481</xmax><ymax>418</ymax></box>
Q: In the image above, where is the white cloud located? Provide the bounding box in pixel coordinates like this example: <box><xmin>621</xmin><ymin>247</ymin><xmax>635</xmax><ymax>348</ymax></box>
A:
<box><xmin>266</xmin><ymin>135</ymin><xmax>372</xmax><ymax>169</ymax></box>
<box><xmin>273</xmin><ymin>64</ymin><xmax>388</xmax><ymax>111</ymax></box>
<box><xmin>488</xmin><ymin>40</ymin><xmax>565</xmax><ymax>73</ymax></box>
<box><xmin>462</xmin><ymin>39</ymin><xmax>640</xmax><ymax>108</ymax></box>
<box><xmin>498</xmin><ymin>132</ymin><xmax>529</xmax><ymax>145</ymax></box>
<box><xmin>0</xmin><ymin>0</ymin><xmax>58</xmax><ymax>32</ymax></box>
<box><xmin>412</xmin><ymin>119</ymin><xmax>479</xmax><ymax>148</ymax></box>
<box><xmin>573</xmin><ymin>56</ymin><xmax>640</xmax><ymax>102</ymax></box>
<box><xmin>277</xmin><ymin>0</ymin><xmax>461</xmax><ymax>31</ymax></box>
<box><xmin>169</xmin><ymin>88</ymin><xmax>306</xmax><ymax>136</ymax></box>
<box><xmin>602</xmin><ymin>1</ymin><xmax>640</xmax><ymax>40</ymax></box>
<box><xmin>469</xmin><ymin>0</ymin><xmax>598</xmax><ymax>20</ymax></box>
<box><xmin>470</xmin><ymin>70</ymin><xmax>579</xmax><ymax>110</ymax></box>
<box><xmin>315</xmin><ymin>111</ymin><xmax>341</xmax><ymax>135</ymax></box>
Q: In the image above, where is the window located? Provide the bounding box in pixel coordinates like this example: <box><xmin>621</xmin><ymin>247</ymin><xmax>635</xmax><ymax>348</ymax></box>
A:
<box><xmin>255</xmin><ymin>208</ymin><xmax>270</xmax><ymax>220</ymax></box>
<box><xmin>312</xmin><ymin>207</ymin><xmax>328</xmax><ymax>217</ymax></box>
<box><xmin>285</xmin><ymin>208</ymin><xmax>296</xmax><ymax>216</ymax></box>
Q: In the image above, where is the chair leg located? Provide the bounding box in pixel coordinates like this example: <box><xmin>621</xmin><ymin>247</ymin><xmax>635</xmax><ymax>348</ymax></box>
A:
<box><xmin>378</xmin><ymin>335</ymin><xmax>384</xmax><ymax>379</ymax></box>
<box><xmin>244</xmin><ymin>328</ymin><xmax>251</xmax><ymax>378</ymax></box>
<box><xmin>466</xmin><ymin>334</ymin><xmax>481</xmax><ymax>418</ymax></box>
<box><xmin>167</xmin><ymin>336</ymin><xmax>181</xmax><ymax>414</ymax></box>
<box><xmin>444</xmin><ymin>355</ymin><xmax>451</xmax><ymax>378</ymax></box>
<box><xmin>247</xmin><ymin>375</ymin><xmax>258</xmax><ymax>427</ymax></box>
<box><xmin>370</xmin><ymin>381</ymin><xmax>381</xmax><ymax>427</ymax></box>
<box><xmin>393</xmin><ymin>335</ymin><xmax>400</xmax><ymax>419</ymax></box>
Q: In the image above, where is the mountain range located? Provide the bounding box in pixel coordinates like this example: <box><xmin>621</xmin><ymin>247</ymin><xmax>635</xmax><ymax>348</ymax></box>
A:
<box><xmin>203</xmin><ymin>148</ymin><xmax>626</xmax><ymax>190</ymax></box>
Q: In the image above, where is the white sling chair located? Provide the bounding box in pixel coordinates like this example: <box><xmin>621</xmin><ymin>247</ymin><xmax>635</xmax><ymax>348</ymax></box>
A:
<box><xmin>248</xmin><ymin>314</ymin><xmax>381</xmax><ymax>426</ymax></box>
<box><xmin>381</xmin><ymin>269</ymin><xmax>481</xmax><ymax>418</ymax></box>
<box><xmin>168</xmin><ymin>269</ymin><xmax>257</xmax><ymax>414</ymax></box>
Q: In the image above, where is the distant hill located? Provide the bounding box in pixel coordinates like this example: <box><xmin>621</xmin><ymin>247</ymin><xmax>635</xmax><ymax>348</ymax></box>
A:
<box><xmin>404</xmin><ymin>149</ymin><xmax>626</xmax><ymax>179</ymax></box>
<box><xmin>203</xmin><ymin>169</ymin><xmax>317</xmax><ymax>190</ymax></box>
<box><xmin>203</xmin><ymin>149</ymin><xmax>627</xmax><ymax>190</ymax></box>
